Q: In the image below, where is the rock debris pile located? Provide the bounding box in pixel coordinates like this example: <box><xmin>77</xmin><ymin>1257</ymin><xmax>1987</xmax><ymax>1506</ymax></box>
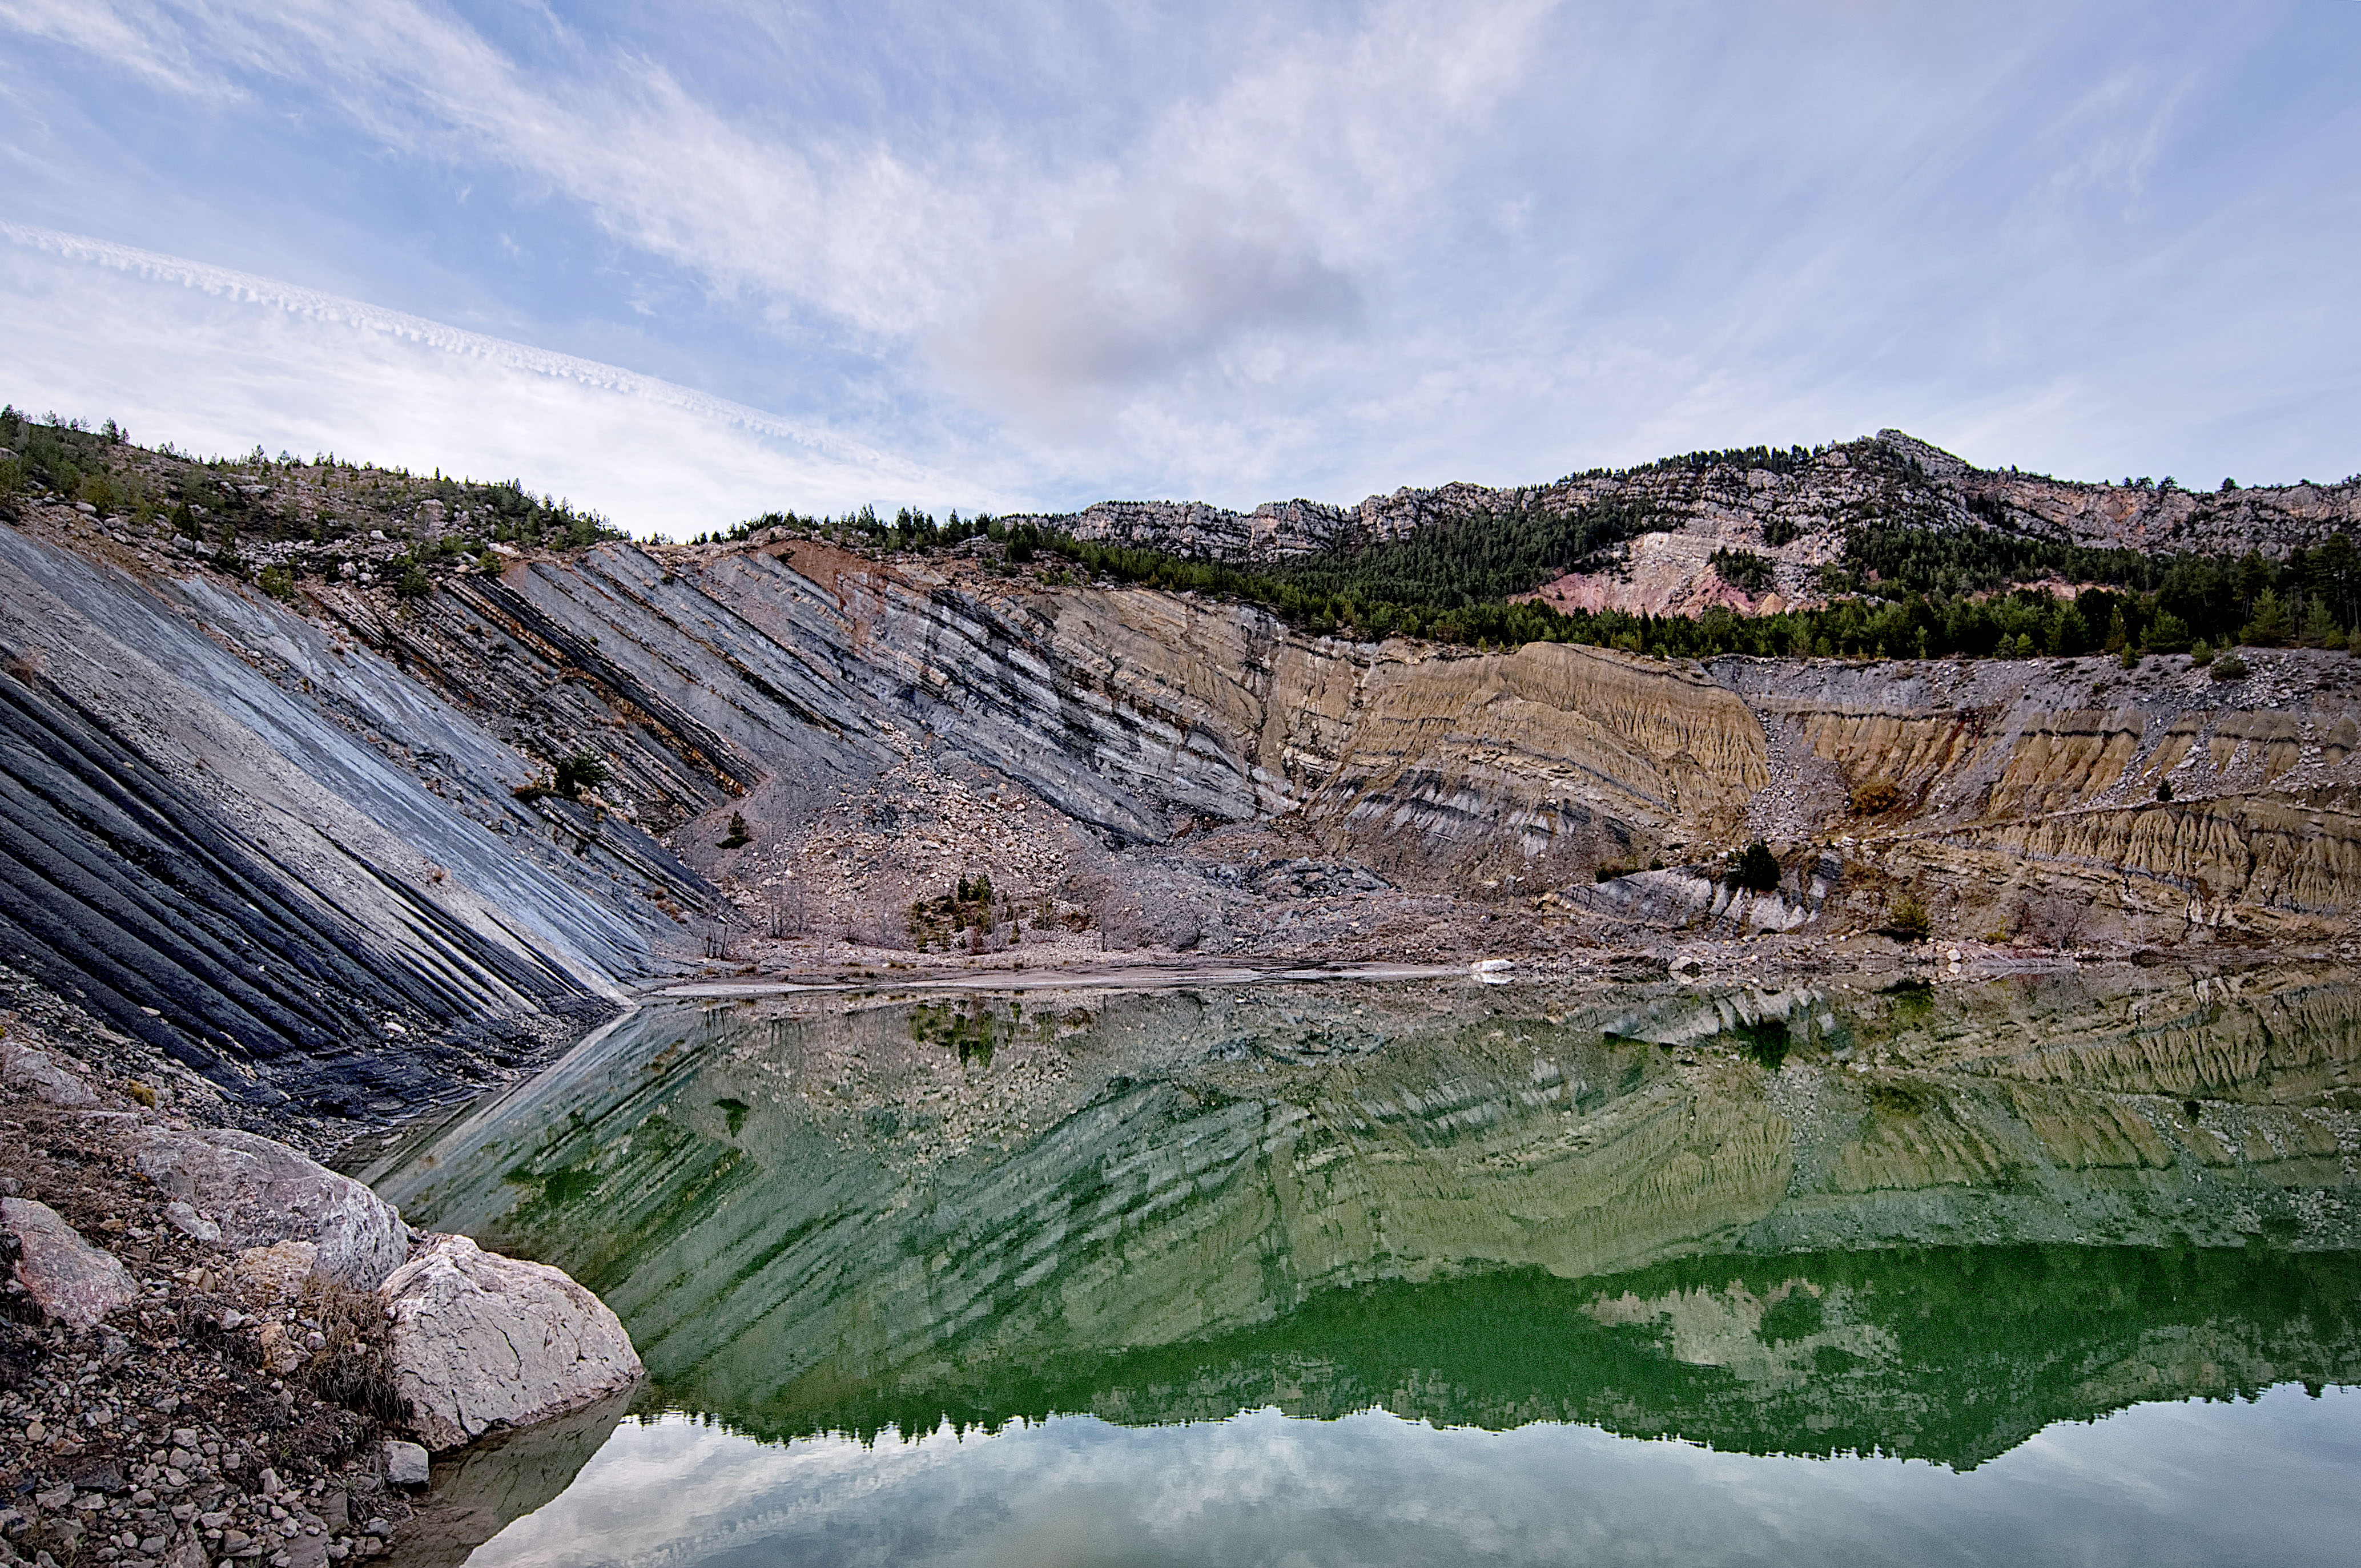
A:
<box><xmin>0</xmin><ymin>989</ymin><xmax>641</xmax><ymax>1568</ymax></box>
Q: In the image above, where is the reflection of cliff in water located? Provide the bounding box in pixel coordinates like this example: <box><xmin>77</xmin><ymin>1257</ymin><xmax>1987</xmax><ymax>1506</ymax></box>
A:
<box><xmin>361</xmin><ymin>965</ymin><xmax>2361</xmax><ymax>1465</ymax></box>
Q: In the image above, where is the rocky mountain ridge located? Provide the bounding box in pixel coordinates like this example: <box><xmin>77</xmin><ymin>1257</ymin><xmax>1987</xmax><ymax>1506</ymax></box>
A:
<box><xmin>7</xmin><ymin>419</ymin><xmax>2361</xmax><ymax>1564</ymax></box>
<box><xmin>1008</xmin><ymin>430</ymin><xmax>2361</xmax><ymax>616</ymax></box>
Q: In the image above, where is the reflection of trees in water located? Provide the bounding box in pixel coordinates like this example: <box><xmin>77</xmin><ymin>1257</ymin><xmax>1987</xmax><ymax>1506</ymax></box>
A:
<box><xmin>908</xmin><ymin>998</ymin><xmax>1028</xmax><ymax>1070</ymax></box>
<box><xmin>373</xmin><ymin>970</ymin><xmax>2361</xmax><ymax>1480</ymax></box>
<box><xmin>746</xmin><ymin>1246</ymin><xmax>2361</xmax><ymax>1471</ymax></box>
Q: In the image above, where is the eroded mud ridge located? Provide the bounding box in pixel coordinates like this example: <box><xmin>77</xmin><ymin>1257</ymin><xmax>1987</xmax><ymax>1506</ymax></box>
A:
<box><xmin>364</xmin><ymin>964</ymin><xmax>2361</xmax><ymax>1472</ymax></box>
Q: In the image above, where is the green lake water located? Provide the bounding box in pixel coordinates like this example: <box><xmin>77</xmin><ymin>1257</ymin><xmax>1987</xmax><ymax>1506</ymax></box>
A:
<box><xmin>358</xmin><ymin>969</ymin><xmax>2361</xmax><ymax>1566</ymax></box>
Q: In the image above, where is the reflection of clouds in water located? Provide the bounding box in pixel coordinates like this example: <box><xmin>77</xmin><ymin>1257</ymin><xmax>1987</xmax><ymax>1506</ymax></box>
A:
<box><xmin>464</xmin><ymin>1390</ymin><xmax>2361</xmax><ymax>1567</ymax></box>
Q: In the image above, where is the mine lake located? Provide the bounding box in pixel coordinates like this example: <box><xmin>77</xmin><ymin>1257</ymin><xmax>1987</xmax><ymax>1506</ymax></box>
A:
<box><xmin>353</xmin><ymin>969</ymin><xmax>2361</xmax><ymax>1566</ymax></box>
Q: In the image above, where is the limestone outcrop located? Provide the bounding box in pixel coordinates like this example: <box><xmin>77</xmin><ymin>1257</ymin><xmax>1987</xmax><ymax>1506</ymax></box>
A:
<box><xmin>0</xmin><ymin>1040</ymin><xmax>99</xmax><ymax>1108</ymax></box>
<box><xmin>379</xmin><ymin>1234</ymin><xmax>642</xmax><ymax>1451</ymax></box>
<box><xmin>1008</xmin><ymin>430</ymin><xmax>2361</xmax><ymax>609</ymax></box>
<box><xmin>129</xmin><ymin>1126</ymin><xmax>409</xmax><ymax>1289</ymax></box>
<box><xmin>3</xmin><ymin>1196</ymin><xmax>137</xmax><ymax>1329</ymax></box>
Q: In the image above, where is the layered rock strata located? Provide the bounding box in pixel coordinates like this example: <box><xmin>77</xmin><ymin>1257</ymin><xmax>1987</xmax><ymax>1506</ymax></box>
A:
<box><xmin>13</xmin><ymin>475</ymin><xmax>2361</xmax><ymax>1136</ymax></box>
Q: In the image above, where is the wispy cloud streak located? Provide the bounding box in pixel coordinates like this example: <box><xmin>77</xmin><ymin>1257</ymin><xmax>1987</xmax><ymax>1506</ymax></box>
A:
<box><xmin>2</xmin><ymin>1</ymin><xmax>2357</xmax><ymax>511</ymax></box>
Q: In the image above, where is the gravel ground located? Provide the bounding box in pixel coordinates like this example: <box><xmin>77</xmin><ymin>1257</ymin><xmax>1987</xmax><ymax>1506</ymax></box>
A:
<box><xmin>2</xmin><ymin>1001</ymin><xmax>421</xmax><ymax>1568</ymax></box>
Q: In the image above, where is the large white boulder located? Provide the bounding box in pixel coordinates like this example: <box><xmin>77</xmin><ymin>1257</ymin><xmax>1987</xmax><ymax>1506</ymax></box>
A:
<box><xmin>3</xmin><ymin>1198</ymin><xmax>137</xmax><ymax>1329</ymax></box>
<box><xmin>130</xmin><ymin>1126</ymin><xmax>408</xmax><ymax>1288</ymax></box>
<box><xmin>381</xmin><ymin>1234</ymin><xmax>642</xmax><ymax>1451</ymax></box>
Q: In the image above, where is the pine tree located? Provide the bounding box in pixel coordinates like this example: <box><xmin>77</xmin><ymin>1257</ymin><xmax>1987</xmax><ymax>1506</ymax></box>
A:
<box><xmin>2146</xmin><ymin>610</ymin><xmax>2192</xmax><ymax>652</ymax></box>
<box><xmin>2242</xmin><ymin>587</ymin><xmax>2291</xmax><ymax>646</ymax></box>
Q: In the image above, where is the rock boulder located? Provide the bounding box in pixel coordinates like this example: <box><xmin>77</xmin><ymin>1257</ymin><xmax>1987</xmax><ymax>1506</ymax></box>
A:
<box><xmin>3</xmin><ymin>1198</ymin><xmax>137</xmax><ymax>1329</ymax></box>
<box><xmin>1</xmin><ymin>1041</ymin><xmax>99</xmax><ymax>1108</ymax></box>
<box><xmin>235</xmin><ymin>1240</ymin><xmax>321</xmax><ymax>1301</ymax></box>
<box><xmin>130</xmin><ymin>1126</ymin><xmax>408</xmax><ymax>1289</ymax></box>
<box><xmin>381</xmin><ymin>1235</ymin><xmax>642</xmax><ymax>1451</ymax></box>
<box><xmin>383</xmin><ymin>1440</ymin><xmax>430</xmax><ymax>1488</ymax></box>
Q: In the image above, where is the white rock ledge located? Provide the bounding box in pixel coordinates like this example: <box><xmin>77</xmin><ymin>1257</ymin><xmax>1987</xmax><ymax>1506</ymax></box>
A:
<box><xmin>381</xmin><ymin>1234</ymin><xmax>643</xmax><ymax>1452</ymax></box>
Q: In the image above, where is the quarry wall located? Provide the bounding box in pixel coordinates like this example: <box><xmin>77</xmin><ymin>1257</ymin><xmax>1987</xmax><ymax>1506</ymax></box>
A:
<box><xmin>8</xmin><ymin>510</ymin><xmax>2361</xmax><ymax>1124</ymax></box>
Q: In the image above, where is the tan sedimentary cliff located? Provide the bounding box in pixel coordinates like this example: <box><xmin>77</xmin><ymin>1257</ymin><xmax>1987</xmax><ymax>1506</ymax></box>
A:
<box><xmin>14</xmin><ymin>474</ymin><xmax>2361</xmax><ymax>1118</ymax></box>
<box><xmin>1707</xmin><ymin>652</ymin><xmax>2361</xmax><ymax>942</ymax></box>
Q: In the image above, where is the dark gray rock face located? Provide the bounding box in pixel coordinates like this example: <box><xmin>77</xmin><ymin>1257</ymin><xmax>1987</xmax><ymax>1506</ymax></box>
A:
<box><xmin>0</xmin><ymin>527</ymin><xmax>715</xmax><ymax>1122</ymax></box>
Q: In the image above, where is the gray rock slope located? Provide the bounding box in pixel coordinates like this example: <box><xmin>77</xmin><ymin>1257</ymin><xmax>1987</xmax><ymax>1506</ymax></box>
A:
<box><xmin>0</xmin><ymin>526</ymin><xmax>711</xmax><ymax>1120</ymax></box>
<box><xmin>13</xmin><ymin>442</ymin><xmax>2361</xmax><ymax>1134</ymax></box>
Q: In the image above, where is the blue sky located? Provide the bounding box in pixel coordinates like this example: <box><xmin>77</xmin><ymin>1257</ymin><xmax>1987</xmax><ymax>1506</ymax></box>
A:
<box><xmin>3</xmin><ymin>1</ymin><xmax>2357</xmax><ymax>531</ymax></box>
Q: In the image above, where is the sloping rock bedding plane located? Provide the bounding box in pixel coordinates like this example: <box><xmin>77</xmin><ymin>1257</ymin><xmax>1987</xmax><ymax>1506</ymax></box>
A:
<box><xmin>5</xmin><ymin>432</ymin><xmax>2361</xmax><ymax>1140</ymax></box>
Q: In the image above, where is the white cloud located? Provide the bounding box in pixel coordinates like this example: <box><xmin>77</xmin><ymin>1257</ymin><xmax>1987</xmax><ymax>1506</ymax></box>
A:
<box><xmin>0</xmin><ymin>0</ymin><xmax>218</xmax><ymax>95</ymax></box>
<box><xmin>945</xmin><ymin>186</ymin><xmax>1366</xmax><ymax>421</ymax></box>
<box><xmin>9</xmin><ymin>0</ymin><xmax>1024</xmax><ymax>340</ymax></box>
<box><xmin>3</xmin><ymin>1</ymin><xmax>2357</xmax><ymax>510</ymax></box>
<box><xmin>456</xmin><ymin>1390</ymin><xmax>2361</xmax><ymax>1567</ymax></box>
<box><xmin>0</xmin><ymin>223</ymin><xmax>995</xmax><ymax>529</ymax></box>
<box><xmin>3</xmin><ymin>0</ymin><xmax>1558</xmax><ymax>461</ymax></box>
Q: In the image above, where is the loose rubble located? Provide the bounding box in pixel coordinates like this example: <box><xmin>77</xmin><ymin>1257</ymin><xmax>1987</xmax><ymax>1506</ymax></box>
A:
<box><xmin>1</xmin><ymin>984</ymin><xmax>642</xmax><ymax>1568</ymax></box>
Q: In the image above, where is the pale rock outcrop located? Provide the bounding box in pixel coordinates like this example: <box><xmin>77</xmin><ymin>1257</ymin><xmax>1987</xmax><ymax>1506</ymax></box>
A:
<box><xmin>162</xmin><ymin>1200</ymin><xmax>220</xmax><ymax>1245</ymax></box>
<box><xmin>380</xmin><ymin>1234</ymin><xmax>642</xmax><ymax>1451</ymax></box>
<box><xmin>1566</xmin><ymin>866</ymin><xmax>1820</xmax><ymax>933</ymax></box>
<box><xmin>3</xmin><ymin>1198</ymin><xmax>136</xmax><ymax>1329</ymax></box>
<box><xmin>253</xmin><ymin>1320</ymin><xmax>312</xmax><ymax>1375</ymax></box>
<box><xmin>1017</xmin><ymin>431</ymin><xmax>2361</xmax><ymax>602</ymax></box>
<box><xmin>130</xmin><ymin>1127</ymin><xmax>408</xmax><ymax>1289</ymax></box>
<box><xmin>1</xmin><ymin>1041</ymin><xmax>99</xmax><ymax>1109</ymax></box>
<box><xmin>383</xmin><ymin>1440</ymin><xmax>431</xmax><ymax>1488</ymax></box>
<box><xmin>235</xmin><ymin>1240</ymin><xmax>322</xmax><ymax>1302</ymax></box>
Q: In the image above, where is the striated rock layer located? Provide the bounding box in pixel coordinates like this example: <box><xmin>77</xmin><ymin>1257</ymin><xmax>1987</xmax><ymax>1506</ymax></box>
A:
<box><xmin>14</xmin><ymin>475</ymin><xmax>2361</xmax><ymax>1131</ymax></box>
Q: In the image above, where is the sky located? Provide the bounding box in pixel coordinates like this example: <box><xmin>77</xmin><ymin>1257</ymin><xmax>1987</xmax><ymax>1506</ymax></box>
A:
<box><xmin>2</xmin><ymin>1</ymin><xmax>2358</xmax><ymax>533</ymax></box>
